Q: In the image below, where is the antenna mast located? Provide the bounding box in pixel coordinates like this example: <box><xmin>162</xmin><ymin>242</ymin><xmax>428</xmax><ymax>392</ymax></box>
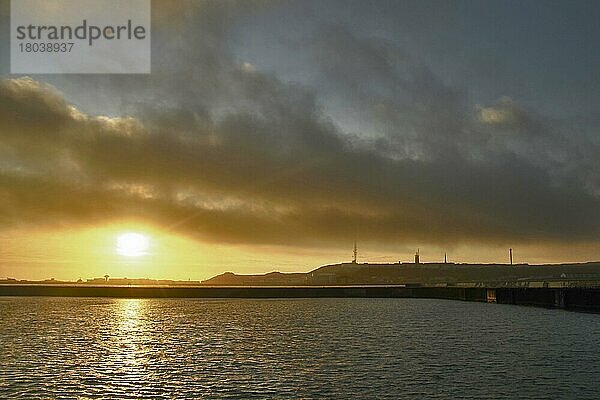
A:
<box><xmin>352</xmin><ymin>241</ymin><xmax>358</xmax><ymax>264</ymax></box>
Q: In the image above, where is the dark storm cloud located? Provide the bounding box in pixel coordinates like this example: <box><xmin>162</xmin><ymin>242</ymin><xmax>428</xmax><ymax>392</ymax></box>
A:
<box><xmin>1</xmin><ymin>1</ymin><xmax>599</xmax><ymax>248</ymax></box>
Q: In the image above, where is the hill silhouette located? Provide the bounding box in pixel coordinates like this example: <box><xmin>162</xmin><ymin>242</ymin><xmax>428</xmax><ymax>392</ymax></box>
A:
<box><xmin>201</xmin><ymin>262</ymin><xmax>600</xmax><ymax>287</ymax></box>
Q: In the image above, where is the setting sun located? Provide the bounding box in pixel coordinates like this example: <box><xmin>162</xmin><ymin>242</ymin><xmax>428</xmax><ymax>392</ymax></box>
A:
<box><xmin>116</xmin><ymin>233</ymin><xmax>150</xmax><ymax>257</ymax></box>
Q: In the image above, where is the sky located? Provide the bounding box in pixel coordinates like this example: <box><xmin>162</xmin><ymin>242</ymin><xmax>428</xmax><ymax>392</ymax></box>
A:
<box><xmin>1</xmin><ymin>0</ymin><xmax>600</xmax><ymax>280</ymax></box>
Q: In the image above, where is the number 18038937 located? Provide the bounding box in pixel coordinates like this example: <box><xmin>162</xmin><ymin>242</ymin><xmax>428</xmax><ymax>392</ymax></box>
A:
<box><xmin>19</xmin><ymin>42</ymin><xmax>74</xmax><ymax>53</ymax></box>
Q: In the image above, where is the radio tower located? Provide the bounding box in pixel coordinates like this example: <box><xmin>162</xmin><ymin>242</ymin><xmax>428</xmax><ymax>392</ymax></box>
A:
<box><xmin>352</xmin><ymin>241</ymin><xmax>358</xmax><ymax>264</ymax></box>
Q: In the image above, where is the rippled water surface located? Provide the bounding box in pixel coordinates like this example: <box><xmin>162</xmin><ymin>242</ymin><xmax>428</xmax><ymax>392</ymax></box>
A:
<box><xmin>1</xmin><ymin>297</ymin><xmax>599</xmax><ymax>399</ymax></box>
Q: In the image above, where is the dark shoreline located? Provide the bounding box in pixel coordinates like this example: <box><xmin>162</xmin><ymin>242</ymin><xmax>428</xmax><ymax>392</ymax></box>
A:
<box><xmin>2</xmin><ymin>285</ymin><xmax>600</xmax><ymax>313</ymax></box>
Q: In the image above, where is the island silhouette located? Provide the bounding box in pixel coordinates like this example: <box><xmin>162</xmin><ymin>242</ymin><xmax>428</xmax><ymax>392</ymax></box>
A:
<box><xmin>3</xmin><ymin>260</ymin><xmax>600</xmax><ymax>288</ymax></box>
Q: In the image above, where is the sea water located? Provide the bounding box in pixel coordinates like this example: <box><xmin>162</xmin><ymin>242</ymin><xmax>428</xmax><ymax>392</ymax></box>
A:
<box><xmin>1</xmin><ymin>297</ymin><xmax>599</xmax><ymax>399</ymax></box>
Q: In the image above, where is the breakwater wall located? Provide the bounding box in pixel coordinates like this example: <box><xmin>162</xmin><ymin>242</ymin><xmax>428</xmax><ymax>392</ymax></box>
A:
<box><xmin>0</xmin><ymin>285</ymin><xmax>486</xmax><ymax>300</ymax></box>
<box><xmin>1</xmin><ymin>285</ymin><xmax>599</xmax><ymax>312</ymax></box>
<box><xmin>494</xmin><ymin>287</ymin><xmax>600</xmax><ymax>312</ymax></box>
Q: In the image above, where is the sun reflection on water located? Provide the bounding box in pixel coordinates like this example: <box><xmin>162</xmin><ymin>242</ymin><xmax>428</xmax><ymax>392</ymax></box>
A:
<box><xmin>118</xmin><ymin>298</ymin><xmax>144</xmax><ymax>333</ymax></box>
<box><xmin>104</xmin><ymin>299</ymin><xmax>152</xmax><ymax>377</ymax></box>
